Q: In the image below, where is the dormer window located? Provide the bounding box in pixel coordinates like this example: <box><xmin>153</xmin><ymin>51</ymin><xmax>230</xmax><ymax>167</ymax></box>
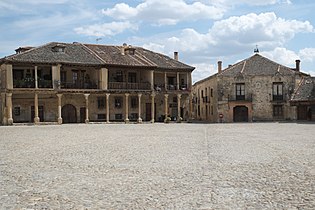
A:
<box><xmin>52</xmin><ymin>44</ymin><xmax>66</xmax><ymax>53</ymax></box>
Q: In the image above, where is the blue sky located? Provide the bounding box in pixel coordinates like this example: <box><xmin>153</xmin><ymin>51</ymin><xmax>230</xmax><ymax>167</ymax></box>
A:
<box><xmin>1</xmin><ymin>0</ymin><xmax>315</xmax><ymax>82</ymax></box>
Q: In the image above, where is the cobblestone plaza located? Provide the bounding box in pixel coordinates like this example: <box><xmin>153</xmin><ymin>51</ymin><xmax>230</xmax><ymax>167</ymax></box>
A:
<box><xmin>1</xmin><ymin>123</ymin><xmax>314</xmax><ymax>209</ymax></box>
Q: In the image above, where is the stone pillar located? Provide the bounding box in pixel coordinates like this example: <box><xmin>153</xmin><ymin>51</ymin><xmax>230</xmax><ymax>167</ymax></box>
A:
<box><xmin>6</xmin><ymin>64</ymin><xmax>13</xmax><ymax>90</ymax></box>
<box><xmin>100</xmin><ymin>68</ymin><xmax>108</xmax><ymax>90</ymax></box>
<box><xmin>52</xmin><ymin>64</ymin><xmax>61</xmax><ymax>89</ymax></box>
<box><xmin>125</xmin><ymin>93</ymin><xmax>129</xmax><ymax>123</ymax></box>
<box><xmin>164</xmin><ymin>72</ymin><xmax>167</xmax><ymax>90</ymax></box>
<box><xmin>176</xmin><ymin>72</ymin><xmax>180</xmax><ymax>90</ymax></box>
<box><xmin>35</xmin><ymin>66</ymin><xmax>38</xmax><ymax>89</ymax></box>
<box><xmin>137</xmin><ymin>93</ymin><xmax>142</xmax><ymax>123</ymax></box>
<box><xmin>106</xmin><ymin>93</ymin><xmax>110</xmax><ymax>123</ymax></box>
<box><xmin>164</xmin><ymin>94</ymin><xmax>169</xmax><ymax>118</ymax></box>
<box><xmin>189</xmin><ymin>94</ymin><xmax>193</xmax><ymax>120</ymax></box>
<box><xmin>150</xmin><ymin>70</ymin><xmax>154</xmax><ymax>90</ymax></box>
<box><xmin>57</xmin><ymin>94</ymin><xmax>63</xmax><ymax>124</ymax></box>
<box><xmin>84</xmin><ymin>94</ymin><xmax>90</xmax><ymax>123</ymax></box>
<box><xmin>188</xmin><ymin>72</ymin><xmax>192</xmax><ymax>90</ymax></box>
<box><xmin>151</xmin><ymin>93</ymin><xmax>155</xmax><ymax>123</ymax></box>
<box><xmin>34</xmin><ymin>93</ymin><xmax>40</xmax><ymax>124</ymax></box>
<box><xmin>177</xmin><ymin>94</ymin><xmax>182</xmax><ymax>122</ymax></box>
<box><xmin>186</xmin><ymin>73</ymin><xmax>189</xmax><ymax>90</ymax></box>
<box><xmin>1</xmin><ymin>93</ymin><xmax>6</xmax><ymax>124</ymax></box>
<box><xmin>6</xmin><ymin>93</ymin><xmax>13</xmax><ymax>125</ymax></box>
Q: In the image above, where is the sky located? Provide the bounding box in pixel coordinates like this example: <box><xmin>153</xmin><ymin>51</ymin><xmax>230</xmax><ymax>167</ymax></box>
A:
<box><xmin>0</xmin><ymin>0</ymin><xmax>315</xmax><ymax>83</ymax></box>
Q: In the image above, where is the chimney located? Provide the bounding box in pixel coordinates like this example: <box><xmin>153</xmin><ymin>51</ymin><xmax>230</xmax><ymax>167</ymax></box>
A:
<box><xmin>218</xmin><ymin>61</ymin><xmax>222</xmax><ymax>73</ymax></box>
<box><xmin>295</xmin><ymin>60</ymin><xmax>300</xmax><ymax>72</ymax></box>
<box><xmin>174</xmin><ymin>52</ymin><xmax>179</xmax><ymax>61</ymax></box>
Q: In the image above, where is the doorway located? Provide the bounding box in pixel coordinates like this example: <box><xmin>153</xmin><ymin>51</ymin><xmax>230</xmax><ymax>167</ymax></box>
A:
<box><xmin>62</xmin><ymin>104</ymin><xmax>77</xmax><ymax>123</ymax></box>
<box><xmin>233</xmin><ymin>106</ymin><xmax>248</xmax><ymax>122</ymax></box>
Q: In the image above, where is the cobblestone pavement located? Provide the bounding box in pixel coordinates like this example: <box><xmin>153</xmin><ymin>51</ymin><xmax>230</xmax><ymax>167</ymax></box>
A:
<box><xmin>0</xmin><ymin>123</ymin><xmax>314</xmax><ymax>209</ymax></box>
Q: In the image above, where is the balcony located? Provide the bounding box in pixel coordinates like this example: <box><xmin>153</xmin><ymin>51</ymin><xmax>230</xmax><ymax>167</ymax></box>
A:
<box><xmin>13</xmin><ymin>78</ymin><xmax>53</xmax><ymax>89</ymax></box>
<box><xmin>61</xmin><ymin>81</ymin><xmax>98</xmax><ymax>89</ymax></box>
<box><xmin>109</xmin><ymin>82</ymin><xmax>151</xmax><ymax>90</ymax></box>
<box><xmin>228</xmin><ymin>94</ymin><xmax>252</xmax><ymax>102</ymax></box>
<box><xmin>272</xmin><ymin>95</ymin><xmax>284</xmax><ymax>101</ymax></box>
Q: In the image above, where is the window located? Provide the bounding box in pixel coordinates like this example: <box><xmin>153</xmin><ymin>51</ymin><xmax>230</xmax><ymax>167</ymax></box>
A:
<box><xmin>72</xmin><ymin>71</ymin><xmax>78</xmax><ymax>83</ymax></box>
<box><xmin>61</xmin><ymin>71</ymin><xmax>67</xmax><ymax>82</ymax></box>
<box><xmin>211</xmin><ymin>105</ymin><xmax>213</xmax><ymax>115</ymax></box>
<box><xmin>97</xmin><ymin>114</ymin><xmax>106</xmax><ymax>120</ymax></box>
<box><xmin>115</xmin><ymin>114</ymin><xmax>123</xmax><ymax>120</ymax></box>
<box><xmin>14</xmin><ymin>107</ymin><xmax>20</xmax><ymax>116</ymax></box>
<box><xmin>273</xmin><ymin>82</ymin><xmax>283</xmax><ymax>101</ymax></box>
<box><xmin>128</xmin><ymin>72</ymin><xmax>137</xmax><ymax>83</ymax></box>
<box><xmin>115</xmin><ymin>97</ymin><xmax>122</xmax><ymax>108</ymax></box>
<box><xmin>273</xmin><ymin>105</ymin><xmax>283</xmax><ymax>118</ymax></box>
<box><xmin>116</xmin><ymin>71</ymin><xmax>123</xmax><ymax>82</ymax></box>
<box><xmin>131</xmin><ymin>97</ymin><xmax>137</xmax><ymax>108</ymax></box>
<box><xmin>97</xmin><ymin>97</ymin><xmax>105</xmax><ymax>109</ymax></box>
<box><xmin>211</xmin><ymin>88</ymin><xmax>213</xmax><ymax>97</ymax></box>
<box><xmin>236</xmin><ymin>83</ymin><xmax>245</xmax><ymax>100</ymax></box>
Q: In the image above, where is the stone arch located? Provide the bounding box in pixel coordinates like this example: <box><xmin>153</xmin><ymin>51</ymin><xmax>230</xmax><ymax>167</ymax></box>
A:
<box><xmin>233</xmin><ymin>106</ymin><xmax>248</xmax><ymax>122</ymax></box>
<box><xmin>61</xmin><ymin>104</ymin><xmax>77</xmax><ymax>123</ymax></box>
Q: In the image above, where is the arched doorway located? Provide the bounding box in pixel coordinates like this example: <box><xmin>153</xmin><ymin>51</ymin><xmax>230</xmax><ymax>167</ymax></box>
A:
<box><xmin>62</xmin><ymin>104</ymin><xmax>77</xmax><ymax>123</ymax></box>
<box><xmin>233</xmin><ymin>106</ymin><xmax>248</xmax><ymax>122</ymax></box>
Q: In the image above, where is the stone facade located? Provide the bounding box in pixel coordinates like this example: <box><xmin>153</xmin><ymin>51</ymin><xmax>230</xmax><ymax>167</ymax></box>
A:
<box><xmin>0</xmin><ymin>42</ymin><xmax>194</xmax><ymax>125</ymax></box>
<box><xmin>193</xmin><ymin>54</ymin><xmax>308</xmax><ymax>122</ymax></box>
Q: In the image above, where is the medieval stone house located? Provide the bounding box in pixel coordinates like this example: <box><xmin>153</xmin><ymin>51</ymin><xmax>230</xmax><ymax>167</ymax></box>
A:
<box><xmin>192</xmin><ymin>53</ymin><xmax>309</xmax><ymax>122</ymax></box>
<box><xmin>0</xmin><ymin>42</ymin><xmax>194</xmax><ymax>125</ymax></box>
<box><xmin>290</xmin><ymin>77</ymin><xmax>315</xmax><ymax>121</ymax></box>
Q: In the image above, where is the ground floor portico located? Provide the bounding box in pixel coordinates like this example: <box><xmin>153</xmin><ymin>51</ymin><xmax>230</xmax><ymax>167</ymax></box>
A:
<box><xmin>1</xmin><ymin>90</ymin><xmax>190</xmax><ymax>125</ymax></box>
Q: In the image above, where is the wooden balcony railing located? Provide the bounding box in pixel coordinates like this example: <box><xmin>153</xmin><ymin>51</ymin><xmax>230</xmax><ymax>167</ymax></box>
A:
<box><xmin>108</xmin><ymin>82</ymin><xmax>151</xmax><ymax>90</ymax></box>
<box><xmin>228</xmin><ymin>94</ymin><xmax>252</xmax><ymax>102</ymax></box>
<box><xmin>61</xmin><ymin>81</ymin><xmax>98</xmax><ymax>89</ymax></box>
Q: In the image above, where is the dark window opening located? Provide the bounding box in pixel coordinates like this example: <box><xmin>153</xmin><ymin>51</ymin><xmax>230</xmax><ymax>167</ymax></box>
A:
<box><xmin>115</xmin><ymin>97</ymin><xmax>122</xmax><ymax>108</ymax></box>
<box><xmin>236</xmin><ymin>83</ymin><xmax>245</xmax><ymax>100</ymax></box>
<box><xmin>131</xmin><ymin>97</ymin><xmax>137</xmax><ymax>109</ymax></box>
<box><xmin>273</xmin><ymin>82</ymin><xmax>283</xmax><ymax>101</ymax></box>
<box><xmin>97</xmin><ymin>97</ymin><xmax>105</xmax><ymax>109</ymax></box>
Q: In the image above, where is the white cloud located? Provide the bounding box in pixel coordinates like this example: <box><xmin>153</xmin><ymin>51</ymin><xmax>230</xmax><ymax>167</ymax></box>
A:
<box><xmin>75</xmin><ymin>21</ymin><xmax>138</xmax><ymax>37</ymax></box>
<box><xmin>299</xmin><ymin>48</ymin><xmax>315</xmax><ymax>62</ymax></box>
<box><xmin>102</xmin><ymin>0</ymin><xmax>225</xmax><ymax>25</ymax></box>
<box><xmin>139</xmin><ymin>12</ymin><xmax>314</xmax><ymax>59</ymax></box>
<box><xmin>210</xmin><ymin>0</ymin><xmax>291</xmax><ymax>6</ymax></box>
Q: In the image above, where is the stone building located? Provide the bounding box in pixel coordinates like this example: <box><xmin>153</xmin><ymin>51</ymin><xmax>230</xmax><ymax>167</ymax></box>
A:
<box><xmin>0</xmin><ymin>42</ymin><xmax>194</xmax><ymax>125</ymax></box>
<box><xmin>290</xmin><ymin>77</ymin><xmax>315</xmax><ymax>121</ymax></box>
<box><xmin>192</xmin><ymin>53</ymin><xmax>309</xmax><ymax>122</ymax></box>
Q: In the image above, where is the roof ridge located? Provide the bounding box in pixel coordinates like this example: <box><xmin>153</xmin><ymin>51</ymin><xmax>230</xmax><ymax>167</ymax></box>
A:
<box><xmin>81</xmin><ymin>43</ymin><xmax>107</xmax><ymax>64</ymax></box>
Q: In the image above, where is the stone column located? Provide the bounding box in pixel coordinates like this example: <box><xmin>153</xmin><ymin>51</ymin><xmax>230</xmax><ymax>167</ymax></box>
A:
<box><xmin>189</xmin><ymin>94</ymin><xmax>193</xmax><ymax>120</ymax></box>
<box><xmin>1</xmin><ymin>93</ymin><xmax>6</xmax><ymax>124</ymax></box>
<box><xmin>176</xmin><ymin>72</ymin><xmax>180</xmax><ymax>90</ymax></box>
<box><xmin>34</xmin><ymin>93</ymin><xmax>40</xmax><ymax>124</ymax></box>
<box><xmin>100</xmin><ymin>68</ymin><xmax>108</xmax><ymax>90</ymax></box>
<box><xmin>150</xmin><ymin>70</ymin><xmax>154</xmax><ymax>90</ymax></box>
<box><xmin>151</xmin><ymin>93</ymin><xmax>155</xmax><ymax>123</ymax></box>
<box><xmin>84</xmin><ymin>94</ymin><xmax>90</xmax><ymax>123</ymax></box>
<box><xmin>57</xmin><ymin>94</ymin><xmax>63</xmax><ymax>124</ymax></box>
<box><xmin>106</xmin><ymin>93</ymin><xmax>110</xmax><ymax>123</ymax></box>
<box><xmin>164</xmin><ymin>94</ymin><xmax>169</xmax><ymax>118</ymax></box>
<box><xmin>6</xmin><ymin>64</ymin><xmax>13</xmax><ymax>89</ymax></box>
<box><xmin>6</xmin><ymin>93</ymin><xmax>13</xmax><ymax>125</ymax></box>
<box><xmin>52</xmin><ymin>64</ymin><xmax>61</xmax><ymax>89</ymax></box>
<box><xmin>35</xmin><ymin>66</ymin><xmax>38</xmax><ymax>89</ymax></box>
<box><xmin>125</xmin><ymin>93</ymin><xmax>129</xmax><ymax>123</ymax></box>
<box><xmin>177</xmin><ymin>94</ymin><xmax>182</xmax><ymax>122</ymax></box>
<box><xmin>137</xmin><ymin>93</ymin><xmax>142</xmax><ymax>123</ymax></box>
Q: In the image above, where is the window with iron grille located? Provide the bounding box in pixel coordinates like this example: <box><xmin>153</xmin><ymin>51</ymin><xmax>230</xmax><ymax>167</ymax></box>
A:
<box><xmin>131</xmin><ymin>97</ymin><xmax>137</xmax><ymax>108</ymax></box>
<box><xmin>273</xmin><ymin>82</ymin><xmax>283</xmax><ymax>101</ymax></box>
<box><xmin>97</xmin><ymin>97</ymin><xmax>105</xmax><ymax>109</ymax></box>
<box><xmin>236</xmin><ymin>83</ymin><xmax>245</xmax><ymax>100</ymax></box>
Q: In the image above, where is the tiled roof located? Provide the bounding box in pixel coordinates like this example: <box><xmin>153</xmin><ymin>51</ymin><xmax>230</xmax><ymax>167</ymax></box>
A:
<box><xmin>83</xmin><ymin>44</ymin><xmax>194</xmax><ymax>70</ymax></box>
<box><xmin>4</xmin><ymin>42</ymin><xmax>104</xmax><ymax>65</ymax></box>
<box><xmin>218</xmin><ymin>54</ymin><xmax>297</xmax><ymax>76</ymax></box>
<box><xmin>291</xmin><ymin>77</ymin><xmax>315</xmax><ymax>102</ymax></box>
<box><xmin>2</xmin><ymin>42</ymin><xmax>194</xmax><ymax>70</ymax></box>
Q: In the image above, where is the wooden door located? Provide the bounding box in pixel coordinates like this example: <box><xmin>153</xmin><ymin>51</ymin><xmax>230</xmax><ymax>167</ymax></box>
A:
<box><xmin>62</xmin><ymin>104</ymin><xmax>77</xmax><ymax>123</ymax></box>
